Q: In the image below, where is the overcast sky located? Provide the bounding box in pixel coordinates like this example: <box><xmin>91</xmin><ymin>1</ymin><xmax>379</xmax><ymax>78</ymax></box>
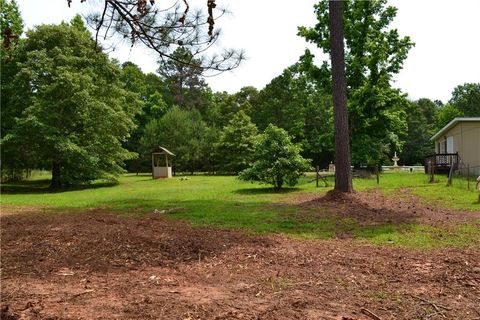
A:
<box><xmin>15</xmin><ymin>0</ymin><xmax>480</xmax><ymax>103</ymax></box>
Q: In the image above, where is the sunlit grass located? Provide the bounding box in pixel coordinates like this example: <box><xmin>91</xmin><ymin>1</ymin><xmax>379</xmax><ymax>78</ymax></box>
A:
<box><xmin>353</xmin><ymin>171</ymin><xmax>480</xmax><ymax>211</ymax></box>
<box><xmin>1</xmin><ymin>172</ymin><xmax>479</xmax><ymax>248</ymax></box>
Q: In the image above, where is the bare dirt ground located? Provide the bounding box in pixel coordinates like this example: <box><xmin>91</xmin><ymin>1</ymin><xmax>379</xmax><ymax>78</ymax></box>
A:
<box><xmin>2</xmin><ymin>192</ymin><xmax>480</xmax><ymax>320</ymax></box>
<box><xmin>287</xmin><ymin>188</ymin><xmax>480</xmax><ymax>226</ymax></box>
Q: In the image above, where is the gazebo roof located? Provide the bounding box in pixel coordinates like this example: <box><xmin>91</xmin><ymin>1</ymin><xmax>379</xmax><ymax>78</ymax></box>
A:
<box><xmin>151</xmin><ymin>146</ymin><xmax>175</xmax><ymax>156</ymax></box>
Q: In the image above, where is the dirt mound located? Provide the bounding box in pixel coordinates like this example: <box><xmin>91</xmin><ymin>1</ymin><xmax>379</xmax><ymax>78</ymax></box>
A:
<box><xmin>301</xmin><ymin>188</ymin><xmax>480</xmax><ymax>226</ymax></box>
<box><xmin>317</xmin><ymin>189</ymin><xmax>358</xmax><ymax>203</ymax></box>
<box><xmin>302</xmin><ymin>189</ymin><xmax>418</xmax><ymax>225</ymax></box>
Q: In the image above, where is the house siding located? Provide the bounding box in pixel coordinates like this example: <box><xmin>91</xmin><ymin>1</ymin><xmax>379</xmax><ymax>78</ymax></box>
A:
<box><xmin>435</xmin><ymin>121</ymin><xmax>480</xmax><ymax>174</ymax></box>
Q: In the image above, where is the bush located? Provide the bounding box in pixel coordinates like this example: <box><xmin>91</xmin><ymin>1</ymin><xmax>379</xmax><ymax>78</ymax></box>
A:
<box><xmin>239</xmin><ymin>124</ymin><xmax>311</xmax><ymax>189</ymax></box>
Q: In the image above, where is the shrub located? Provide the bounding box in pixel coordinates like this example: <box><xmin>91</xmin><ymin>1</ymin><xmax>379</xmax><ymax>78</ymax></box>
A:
<box><xmin>239</xmin><ymin>124</ymin><xmax>311</xmax><ymax>189</ymax></box>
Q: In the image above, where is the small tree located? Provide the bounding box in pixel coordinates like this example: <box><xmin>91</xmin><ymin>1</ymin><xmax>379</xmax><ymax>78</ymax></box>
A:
<box><xmin>239</xmin><ymin>124</ymin><xmax>311</xmax><ymax>190</ymax></box>
<box><xmin>217</xmin><ymin>110</ymin><xmax>259</xmax><ymax>174</ymax></box>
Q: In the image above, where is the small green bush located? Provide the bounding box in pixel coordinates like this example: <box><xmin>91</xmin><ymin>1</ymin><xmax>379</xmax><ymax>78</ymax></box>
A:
<box><xmin>239</xmin><ymin>124</ymin><xmax>311</xmax><ymax>189</ymax></box>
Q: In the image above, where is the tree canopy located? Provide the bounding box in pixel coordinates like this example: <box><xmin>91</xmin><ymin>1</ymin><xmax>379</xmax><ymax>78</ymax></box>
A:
<box><xmin>0</xmin><ymin>0</ymin><xmax>23</xmax><ymax>56</ymax></box>
<box><xmin>2</xmin><ymin>19</ymin><xmax>141</xmax><ymax>187</ymax></box>
<box><xmin>299</xmin><ymin>0</ymin><xmax>414</xmax><ymax>168</ymax></box>
<box><xmin>217</xmin><ymin>110</ymin><xmax>259</xmax><ymax>174</ymax></box>
<box><xmin>239</xmin><ymin>125</ymin><xmax>311</xmax><ymax>190</ymax></box>
<box><xmin>400</xmin><ymin>98</ymin><xmax>437</xmax><ymax>165</ymax></box>
<box><xmin>158</xmin><ymin>47</ymin><xmax>211</xmax><ymax>110</ymax></box>
<box><xmin>1</xmin><ymin>0</ymin><xmax>24</xmax><ymax>147</ymax></box>
<box><xmin>140</xmin><ymin>106</ymin><xmax>210</xmax><ymax>174</ymax></box>
<box><xmin>449</xmin><ymin>83</ymin><xmax>480</xmax><ymax>117</ymax></box>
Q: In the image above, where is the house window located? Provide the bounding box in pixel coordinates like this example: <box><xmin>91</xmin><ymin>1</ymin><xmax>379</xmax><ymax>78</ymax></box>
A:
<box><xmin>446</xmin><ymin>136</ymin><xmax>454</xmax><ymax>153</ymax></box>
<box><xmin>439</xmin><ymin>139</ymin><xmax>446</xmax><ymax>153</ymax></box>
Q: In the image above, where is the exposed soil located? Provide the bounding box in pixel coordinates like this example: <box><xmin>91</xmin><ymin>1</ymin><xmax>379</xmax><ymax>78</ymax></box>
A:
<box><xmin>296</xmin><ymin>189</ymin><xmax>480</xmax><ymax>226</ymax></box>
<box><xmin>2</xmin><ymin>192</ymin><xmax>480</xmax><ymax>320</ymax></box>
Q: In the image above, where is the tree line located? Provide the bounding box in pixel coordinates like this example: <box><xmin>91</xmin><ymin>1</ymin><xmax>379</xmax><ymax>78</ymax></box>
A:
<box><xmin>1</xmin><ymin>0</ymin><xmax>479</xmax><ymax>187</ymax></box>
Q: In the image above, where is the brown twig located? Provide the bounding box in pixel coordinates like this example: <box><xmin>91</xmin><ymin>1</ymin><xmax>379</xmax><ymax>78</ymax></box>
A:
<box><xmin>178</xmin><ymin>0</ymin><xmax>189</xmax><ymax>25</ymax></box>
<box><xmin>472</xmin><ymin>307</ymin><xmax>480</xmax><ymax>320</ymax></box>
<box><xmin>72</xmin><ymin>289</ymin><xmax>95</xmax><ymax>297</ymax></box>
<box><xmin>426</xmin><ymin>310</ymin><xmax>446</xmax><ymax>319</ymax></box>
<box><xmin>72</xmin><ymin>0</ymin><xmax>241</xmax><ymax>73</ymax></box>
<box><xmin>410</xmin><ymin>294</ymin><xmax>452</xmax><ymax>313</ymax></box>
<box><xmin>207</xmin><ymin>0</ymin><xmax>216</xmax><ymax>38</ymax></box>
<box><xmin>361</xmin><ymin>308</ymin><xmax>382</xmax><ymax>320</ymax></box>
<box><xmin>475</xmin><ymin>307</ymin><xmax>480</xmax><ymax>317</ymax></box>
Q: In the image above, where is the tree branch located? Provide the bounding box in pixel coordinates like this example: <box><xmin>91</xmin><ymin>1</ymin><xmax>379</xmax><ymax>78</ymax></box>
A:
<box><xmin>72</xmin><ymin>0</ymin><xmax>241</xmax><ymax>75</ymax></box>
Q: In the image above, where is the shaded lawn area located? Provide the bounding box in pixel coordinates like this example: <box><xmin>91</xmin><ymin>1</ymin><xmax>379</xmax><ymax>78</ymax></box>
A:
<box><xmin>1</xmin><ymin>172</ymin><xmax>479</xmax><ymax>247</ymax></box>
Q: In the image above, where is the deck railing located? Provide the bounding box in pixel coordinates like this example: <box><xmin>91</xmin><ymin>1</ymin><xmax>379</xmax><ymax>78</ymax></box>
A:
<box><xmin>424</xmin><ymin>153</ymin><xmax>459</xmax><ymax>170</ymax></box>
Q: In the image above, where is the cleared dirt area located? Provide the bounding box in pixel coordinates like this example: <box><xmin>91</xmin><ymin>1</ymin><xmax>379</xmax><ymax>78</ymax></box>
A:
<box><xmin>1</xmin><ymin>193</ymin><xmax>480</xmax><ymax>320</ymax></box>
<box><xmin>287</xmin><ymin>189</ymin><xmax>480</xmax><ymax>226</ymax></box>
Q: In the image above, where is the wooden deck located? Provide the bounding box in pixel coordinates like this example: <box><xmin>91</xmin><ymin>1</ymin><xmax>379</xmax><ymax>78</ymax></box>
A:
<box><xmin>424</xmin><ymin>153</ymin><xmax>459</xmax><ymax>173</ymax></box>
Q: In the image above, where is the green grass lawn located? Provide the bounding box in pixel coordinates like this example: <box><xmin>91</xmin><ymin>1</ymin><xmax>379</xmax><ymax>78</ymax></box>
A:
<box><xmin>354</xmin><ymin>171</ymin><xmax>480</xmax><ymax>211</ymax></box>
<box><xmin>2</xmin><ymin>172</ymin><xmax>479</xmax><ymax>247</ymax></box>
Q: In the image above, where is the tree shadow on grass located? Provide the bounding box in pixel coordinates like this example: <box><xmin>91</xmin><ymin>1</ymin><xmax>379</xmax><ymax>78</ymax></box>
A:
<box><xmin>234</xmin><ymin>187</ymin><xmax>301</xmax><ymax>195</ymax></box>
<box><xmin>1</xmin><ymin>180</ymin><xmax>119</xmax><ymax>194</ymax></box>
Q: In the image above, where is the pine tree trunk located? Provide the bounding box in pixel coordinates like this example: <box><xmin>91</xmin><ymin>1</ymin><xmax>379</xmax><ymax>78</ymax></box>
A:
<box><xmin>329</xmin><ymin>0</ymin><xmax>353</xmax><ymax>193</ymax></box>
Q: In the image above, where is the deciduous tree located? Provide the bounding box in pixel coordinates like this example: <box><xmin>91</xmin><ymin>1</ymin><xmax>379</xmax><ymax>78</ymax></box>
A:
<box><xmin>217</xmin><ymin>110</ymin><xmax>259</xmax><ymax>174</ymax></box>
<box><xmin>239</xmin><ymin>125</ymin><xmax>311</xmax><ymax>190</ymax></box>
<box><xmin>401</xmin><ymin>98</ymin><xmax>437</xmax><ymax>165</ymax></box>
<box><xmin>250</xmin><ymin>58</ymin><xmax>334</xmax><ymax>169</ymax></box>
<box><xmin>119</xmin><ymin>62</ymin><xmax>169</xmax><ymax>173</ymax></box>
<box><xmin>435</xmin><ymin>104</ymin><xmax>462</xmax><ymax>131</ymax></box>
<box><xmin>2</xmin><ymin>20</ymin><xmax>141</xmax><ymax>187</ymax></box>
<box><xmin>449</xmin><ymin>83</ymin><xmax>480</xmax><ymax>117</ymax></box>
<box><xmin>0</xmin><ymin>0</ymin><xmax>23</xmax><ymax>56</ymax></box>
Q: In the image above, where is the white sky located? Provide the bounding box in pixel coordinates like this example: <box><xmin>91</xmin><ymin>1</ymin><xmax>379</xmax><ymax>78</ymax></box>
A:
<box><xmin>15</xmin><ymin>0</ymin><xmax>480</xmax><ymax>103</ymax></box>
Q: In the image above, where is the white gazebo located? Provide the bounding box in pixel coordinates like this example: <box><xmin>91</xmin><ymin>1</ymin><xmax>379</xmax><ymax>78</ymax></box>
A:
<box><xmin>151</xmin><ymin>146</ymin><xmax>174</xmax><ymax>179</ymax></box>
